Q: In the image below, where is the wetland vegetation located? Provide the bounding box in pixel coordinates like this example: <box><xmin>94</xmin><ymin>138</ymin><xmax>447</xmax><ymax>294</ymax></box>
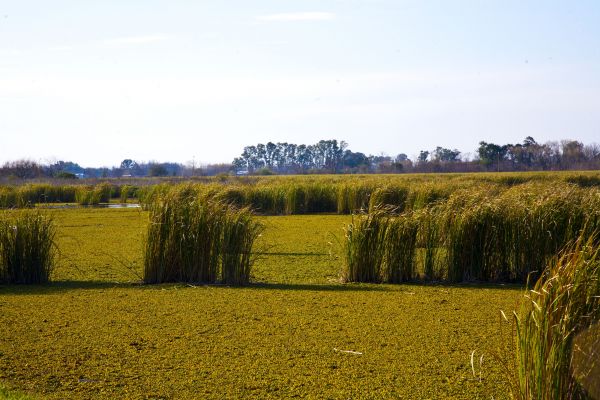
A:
<box><xmin>1</xmin><ymin>172</ymin><xmax>599</xmax><ymax>399</ymax></box>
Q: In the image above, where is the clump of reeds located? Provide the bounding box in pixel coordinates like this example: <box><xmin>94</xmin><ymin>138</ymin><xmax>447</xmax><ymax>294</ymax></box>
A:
<box><xmin>0</xmin><ymin>211</ymin><xmax>56</xmax><ymax>284</ymax></box>
<box><xmin>384</xmin><ymin>213</ymin><xmax>418</xmax><ymax>283</ymax></box>
<box><xmin>343</xmin><ymin>182</ymin><xmax>600</xmax><ymax>284</ymax></box>
<box><xmin>117</xmin><ymin>184</ymin><xmax>139</xmax><ymax>203</ymax></box>
<box><xmin>18</xmin><ymin>184</ymin><xmax>77</xmax><ymax>204</ymax></box>
<box><xmin>0</xmin><ymin>186</ymin><xmax>20</xmax><ymax>208</ymax></box>
<box><xmin>337</xmin><ymin>182</ymin><xmax>374</xmax><ymax>214</ymax></box>
<box><xmin>75</xmin><ymin>183</ymin><xmax>113</xmax><ymax>205</ymax></box>
<box><xmin>119</xmin><ymin>185</ymin><xmax>131</xmax><ymax>203</ymax></box>
<box><xmin>416</xmin><ymin>207</ymin><xmax>443</xmax><ymax>280</ymax></box>
<box><xmin>143</xmin><ymin>190</ymin><xmax>263</xmax><ymax>285</ymax></box>
<box><xmin>342</xmin><ymin>207</ymin><xmax>391</xmax><ymax>283</ymax></box>
<box><xmin>368</xmin><ymin>185</ymin><xmax>409</xmax><ymax>213</ymax></box>
<box><xmin>246</xmin><ymin>186</ymin><xmax>286</xmax><ymax>214</ymax></box>
<box><xmin>444</xmin><ymin>202</ymin><xmax>506</xmax><ymax>282</ymax></box>
<box><xmin>285</xmin><ymin>183</ymin><xmax>337</xmax><ymax>214</ymax></box>
<box><xmin>221</xmin><ymin>209</ymin><xmax>264</xmax><ymax>284</ymax></box>
<box><xmin>508</xmin><ymin>234</ymin><xmax>600</xmax><ymax>399</ymax></box>
<box><xmin>75</xmin><ymin>186</ymin><xmax>101</xmax><ymax>205</ymax></box>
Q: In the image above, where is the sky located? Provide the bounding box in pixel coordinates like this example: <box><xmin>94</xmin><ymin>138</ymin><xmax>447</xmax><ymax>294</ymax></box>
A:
<box><xmin>1</xmin><ymin>0</ymin><xmax>599</xmax><ymax>167</ymax></box>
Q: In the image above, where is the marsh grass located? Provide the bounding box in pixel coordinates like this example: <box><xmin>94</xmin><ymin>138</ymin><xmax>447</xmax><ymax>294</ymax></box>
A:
<box><xmin>75</xmin><ymin>183</ymin><xmax>113</xmax><ymax>205</ymax></box>
<box><xmin>384</xmin><ymin>213</ymin><xmax>418</xmax><ymax>283</ymax></box>
<box><xmin>4</xmin><ymin>172</ymin><xmax>598</xmax><ymax>215</ymax></box>
<box><xmin>368</xmin><ymin>186</ymin><xmax>409</xmax><ymax>213</ymax></box>
<box><xmin>343</xmin><ymin>183</ymin><xmax>600</xmax><ymax>284</ymax></box>
<box><xmin>75</xmin><ymin>186</ymin><xmax>101</xmax><ymax>205</ymax></box>
<box><xmin>342</xmin><ymin>208</ymin><xmax>390</xmax><ymax>282</ymax></box>
<box><xmin>0</xmin><ymin>210</ymin><xmax>56</xmax><ymax>284</ymax></box>
<box><xmin>0</xmin><ymin>184</ymin><xmax>78</xmax><ymax>207</ymax></box>
<box><xmin>507</xmin><ymin>235</ymin><xmax>600</xmax><ymax>399</ymax></box>
<box><xmin>221</xmin><ymin>209</ymin><xmax>264</xmax><ymax>284</ymax></box>
<box><xmin>143</xmin><ymin>189</ymin><xmax>263</xmax><ymax>284</ymax></box>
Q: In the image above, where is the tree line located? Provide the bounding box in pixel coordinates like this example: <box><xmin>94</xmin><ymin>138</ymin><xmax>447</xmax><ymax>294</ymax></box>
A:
<box><xmin>1</xmin><ymin>136</ymin><xmax>599</xmax><ymax>180</ymax></box>
<box><xmin>0</xmin><ymin>159</ymin><xmax>231</xmax><ymax>180</ymax></box>
<box><xmin>232</xmin><ymin>137</ymin><xmax>600</xmax><ymax>174</ymax></box>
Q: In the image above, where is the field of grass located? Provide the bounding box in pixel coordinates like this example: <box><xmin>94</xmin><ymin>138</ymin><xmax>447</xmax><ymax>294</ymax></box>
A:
<box><xmin>0</xmin><ymin>208</ymin><xmax>521</xmax><ymax>399</ymax></box>
<box><xmin>3</xmin><ymin>171</ymin><xmax>600</xmax><ymax>211</ymax></box>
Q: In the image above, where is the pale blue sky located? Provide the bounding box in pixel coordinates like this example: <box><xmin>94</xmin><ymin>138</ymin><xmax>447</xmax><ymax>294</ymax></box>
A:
<box><xmin>1</xmin><ymin>1</ymin><xmax>599</xmax><ymax>167</ymax></box>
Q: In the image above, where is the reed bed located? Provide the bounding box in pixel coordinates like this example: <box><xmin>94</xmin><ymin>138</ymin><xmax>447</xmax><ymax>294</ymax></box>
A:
<box><xmin>342</xmin><ymin>183</ymin><xmax>600</xmax><ymax>283</ymax></box>
<box><xmin>507</xmin><ymin>235</ymin><xmax>600</xmax><ymax>399</ymax></box>
<box><xmin>143</xmin><ymin>188</ymin><xmax>263</xmax><ymax>284</ymax></box>
<box><xmin>0</xmin><ymin>184</ymin><xmax>77</xmax><ymax>207</ymax></box>
<box><xmin>2</xmin><ymin>171</ymin><xmax>599</xmax><ymax>212</ymax></box>
<box><xmin>0</xmin><ymin>183</ymin><xmax>125</xmax><ymax>207</ymax></box>
<box><xmin>0</xmin><ymin>210</ymin><xmax>56</xmax><ymax>284</ymax></box>
<box><xmin>75</xmin><ymin>183</ymin><xmax>113</xmax><ymax>205</ymax></box>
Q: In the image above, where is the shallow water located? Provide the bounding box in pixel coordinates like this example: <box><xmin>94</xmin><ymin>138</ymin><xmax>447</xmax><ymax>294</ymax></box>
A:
<box><xmin>38</xmin><ymin>203</ymin><xmax>141</xmax><ymax>209</ymax></box>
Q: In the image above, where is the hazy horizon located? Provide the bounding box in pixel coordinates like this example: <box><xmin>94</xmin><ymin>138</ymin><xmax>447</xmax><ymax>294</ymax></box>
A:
<box><xmin>1</xmin><ymin>1</ymin><xmax>599</xmax><ymax>168</ymax></box>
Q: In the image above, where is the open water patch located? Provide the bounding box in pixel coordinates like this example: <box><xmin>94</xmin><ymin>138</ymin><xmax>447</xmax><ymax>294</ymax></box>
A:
<box><xmin>37</xmin><ymin>203</ymin><xmax>141</xmax><ymax>209</ymax></box>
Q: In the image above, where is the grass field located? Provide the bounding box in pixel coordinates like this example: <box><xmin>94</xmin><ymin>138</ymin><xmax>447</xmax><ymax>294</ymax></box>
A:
<box><xmin>0</xmin><ymin>208</ymin><xmax>521</xmax><ymax>399</ymax></box>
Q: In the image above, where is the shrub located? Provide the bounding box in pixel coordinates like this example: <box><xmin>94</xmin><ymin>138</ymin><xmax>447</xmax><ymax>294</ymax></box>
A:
<box><xmin>54</xmin><ymin>171</ymin><xmax>77</xmax><ymax>179</ymax></box>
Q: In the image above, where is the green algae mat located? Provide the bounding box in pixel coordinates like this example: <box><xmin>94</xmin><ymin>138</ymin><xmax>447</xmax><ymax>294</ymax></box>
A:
<box><xmin>0</xmin><ymin>209</ymin><xmax>520</xmax><ymax>399</ymax></box>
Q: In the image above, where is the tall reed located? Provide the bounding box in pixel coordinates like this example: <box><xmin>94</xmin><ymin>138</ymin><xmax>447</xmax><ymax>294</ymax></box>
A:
<box><xmin>0</xmin><ymin>211</ymin><xmax>56</xmax><ymax>284</ymax></box>
<box><xmin>384</xmin><ymin>214</ymin><xmax>418</xmax><ymax>282</ymax></box>
<box><xmin>75</xmin><ymin>183</ymin><xmax>113</xmax><ymax>205</ymax></box>
<box><xmin>342</xmin><ymin>208</ymin><xmax>391</xmax><ymax>283</ymax></box>
<box><xmin>143</xmin><ymin>190</ymin><xmax>262</xmax><ymax>284</ymax></box>
<box><xmin>344</xmin><ymin>183</ymin><xmax>600</xmax><ymax>284</ymax></box>
<box><xmin>368</xmin><ymin>185</ymin><xmax>409</xmax><ymax>213</ymax></box>
<box><xmin>221</xmin><ymin>209</ymin><xmax>263</xmax><ymax>284</ymax></box>
<box><xmin>509</xmin><ymin>235</ymin><xmax>600</xmax><ymax>399</ymax></box>
<box><xmin>417</xmin><ymin>208</ymin><xmax>442</xmax><ymax>280</ymax></box>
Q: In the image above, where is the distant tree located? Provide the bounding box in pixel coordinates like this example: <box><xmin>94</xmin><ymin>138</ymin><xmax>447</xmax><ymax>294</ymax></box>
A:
<box><xmin>296</xmin><ymin>145</ymin><xmax>314</xmax><ymax>171</ymax></box>
<box><xmin>0</xmin><ymin>160</ymin><xmax>44</xmax><ymax>179</ymax></box>
<box><xmin>417</xmin><ymin>151</ymin><xmax>430</xmax><ymax>164</ymax></box>
<box><xmin>44</xmin><ymin>160</ymin><xmax>84</xmax><ymax>177</ymax></box>
<box><xmin>342</xmin><ymin>150</ymin><xmax>370</xmax><ymax>171</ymax></box>
<box><xmin>264</xmin><ymin>142</ymin><xmax>278</xmax><ymax>168</ymax></box>
<box><xmin>395</xmin><ymin>153</ymin><xmax>408</xmax><ymax>162</ymax></box>
<box><xmin>506</xmin><ymin>136</ymin><xmax>545</xmax><ymax>168</ymax></box>
<box><xmin>477</xmin><ymin>141</ymin><xmax>510</xmax><ymax>167</ymax></box>
<box><xmin>394</xmin><ymin>154</ymin><xmax>412</xmax><ymax>171</ymax></box>
<box><xmin>232</xmin><ymin>157</ymin><xmax>247</xmax><ymax>172</ymax></box>
<box><xmin>312</xmin><ymin>140</ymin><xmax>345</xmax><ymax>172</ymax></box>
<box><xmin>148</xmin><ymin>163</ymin><xmax>168</xmax><ymax>177</ymax></box>
<box><xmin>561</xmin><ymin>140</ymin><xmax>586</xmax><ymax>166</ymax></box>
<box><xmin>432</xmin><ymin>147</ymin><xmax>461</xmax><ymax>162</ymax></box>
<box><xmin>120</xmin><ymin>159</ymin><xmax>137</xmax><ymax>170</ymax></box>
<box><xmin>583</xmin><ymin>143</ymin><xmax>600</xmax><ymax>161</ymax></box>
